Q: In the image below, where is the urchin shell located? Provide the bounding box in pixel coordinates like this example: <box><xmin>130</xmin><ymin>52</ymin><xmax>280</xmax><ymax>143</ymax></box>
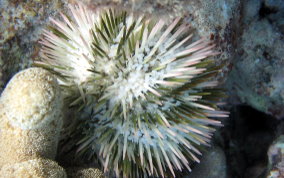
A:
<box><xmin>36</xmin><ymin>3</ymin><xmax>228</xmax><ymax>178</ymax></box>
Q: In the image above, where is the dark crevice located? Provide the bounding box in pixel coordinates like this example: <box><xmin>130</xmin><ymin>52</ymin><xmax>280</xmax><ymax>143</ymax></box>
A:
<box><xmin>220</xmin><ymin>105</ymin><xmax>279</xmax><ymax>178</ymax></box>
<box><xmin>259</xmin><ymin>2</ymin><xmax>278</xmax><ymax>19</ymax></box>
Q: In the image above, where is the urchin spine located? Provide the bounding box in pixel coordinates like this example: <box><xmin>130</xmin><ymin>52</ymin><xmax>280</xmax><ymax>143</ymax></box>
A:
<box><xmin>36</xmin><ymin>3</ymin><xmax>228</xmax><ymax>178</ymax></box>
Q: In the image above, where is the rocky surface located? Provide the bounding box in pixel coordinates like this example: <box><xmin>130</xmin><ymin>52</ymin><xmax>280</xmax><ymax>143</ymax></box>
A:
<box><xmin>185</xmin><ymin>146</ymin><xmax>227</xmax><ymax>178</ymax></box>
<box><xmin>0</xmin><ymin>68</ymin><xmax>67</xmax><ymax>177</ymax></box>
<box><xmin>0</xmin><ymin>68</ymin><xmax>62</xmax><ymax>129</ymax></box>
<box><xmin>0</xmin><ymin>0</ymin><xmax>64</xmax><ymax>92</ymax></box>
<box><xmin>226</xmin><ymin>0</ymin><xmax>284</xmax><ymax>119</ymax></box>
<box><xmin>0</xmin><ymin>158</ymin><xmax>67</xmax><ymax>178</ymax></box>
<box><xmin>66</xmin><ymin>167</ymin><xmax>104</xmax><ymax>178</ymax></box>
<box><xmin>0</xmin><ymin>68</ymin><xmax>63</xmax><ymax>167</ymax></box>
<box><xmin>267</xmin><ymin>136</ymin><xmax>284</xmax><ymax>178</ymax></box>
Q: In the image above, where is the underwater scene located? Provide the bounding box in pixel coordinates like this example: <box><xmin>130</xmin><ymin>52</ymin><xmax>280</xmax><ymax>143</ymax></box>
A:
<box><xmin>0</xmin><ymin>0</ymin><xmax>284</xmax><ymax>178</ymax></box>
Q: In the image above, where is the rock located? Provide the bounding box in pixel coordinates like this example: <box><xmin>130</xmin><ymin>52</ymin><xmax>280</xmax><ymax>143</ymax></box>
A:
<box><xmin>267</xmin><ymin>135</ymin><xmax>284</xmax><ymax>178</ymax></box>
<box><xmin>0</xmin><ymin>0</ymin><xmax>62</xmax><ymax>45</ymax></box>
<box><xmin>244</xmin><ymin>162</ymin><xmax>267</xmax><ymax>178</ymax></box>
<box><xmin>185</xmin><ymin>0</ymin><xmax>240</xmax><ymax>83</ymax></box>
<box><xmin>263</xmin><ymin>0</ymin><xmax>284</xmax><ymax>35</ymax></box>
<box><xmin>184</xmin><ymin>146</ymin><xmax>227</xmax><ymax>178</ymax></box>
<box><xmin>0</xmin><ymin>68</ymin><xmax>63</xmax><ymax>166</ymax></box>
<box><xmin>226</xmin><ymin>17</ymin><xmax>284</xmax><ymax>119</ymax></box>
<box><xmin>242</xmin><ymin>0</ymin><xmax>262</xmax><ymax>24</ymax></box>
<box><xmin>187</xmin><ymin>0</ymin><xmax>240</xmax><ymax>38</ymax></box>
<box><xmin>0</xmin><ymin>158</ymin><xmax>67</xmax><ymax>178</ymax></box>
<box><xmin>264</xmin><ymin>0</ymin><xmax>284</xmax><ymax>11</ymax></box>
<box><xmin>66</xmin><ymin>167</ymin><xmax>104</xmax><ymax>178</ymax></box>
<box><xmin>0</xmin><ymin>0</ymin><xmax>64</xmax><ymax>92</ymax></box>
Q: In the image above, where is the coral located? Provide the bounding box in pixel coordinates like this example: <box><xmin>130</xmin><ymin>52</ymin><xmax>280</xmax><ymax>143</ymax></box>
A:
<box><xmin>36</xmin><ymin>3</ymin><xmax>227</xmax><ymax>178</ymax></box>
<box><xmin>0</xmin><ymin>68</ymin><xmax>63</xmax><ymax>166</ymax></box>
<box><xmin>66</xmin><ymin>167</ymin><xmax>104</xmax><ymax>178</ymax></box>
<box><xmin>0</xmin><ymin>158</ymin><xmax>67</xmax><ymax>178</ymax></box>
<box><xmin>0</xmin><ymin>67</ymin><xmax>62</xmax><ymax>129</ymax></box>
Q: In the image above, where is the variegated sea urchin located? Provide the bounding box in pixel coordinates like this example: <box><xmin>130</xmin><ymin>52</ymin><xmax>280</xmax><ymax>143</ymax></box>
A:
<box><xmin>35</xmin><ymin>3</ymin><xmax>228</xmax><ymax>178</ymax></box>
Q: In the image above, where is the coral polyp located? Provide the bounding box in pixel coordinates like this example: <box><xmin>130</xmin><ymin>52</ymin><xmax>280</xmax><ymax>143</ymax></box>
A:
<box><xmin>35</xmin><ymin>3</ymin><xmax>228</xmax><ymax>178</ymax></box>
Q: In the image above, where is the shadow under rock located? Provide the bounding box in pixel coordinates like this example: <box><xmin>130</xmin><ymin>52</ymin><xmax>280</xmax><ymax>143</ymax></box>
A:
<box><xmin>220</xmin><ymin>105</ymin><xmax>281</xmax><ymax>178</ymax></box>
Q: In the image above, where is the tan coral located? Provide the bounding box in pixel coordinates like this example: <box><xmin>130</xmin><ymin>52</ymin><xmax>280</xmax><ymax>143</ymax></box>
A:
<box><xmin>66</xmin><ymin>167</ymin><xmax>104</xmax><ymax>178</ymax></box>
<box><xmin>0</xmin><ymin>67</ymin><xmax>63</xmax><ymax>167</ymax></box>
<box><xmin>0</xmin><ymin>67</ymin><xmax>62</xmax><ymax>129</ymax></box>
<box><xmin>0</xmin><ymin>158</ymin><xmax>67</xmax><ymax>178</ymax></box>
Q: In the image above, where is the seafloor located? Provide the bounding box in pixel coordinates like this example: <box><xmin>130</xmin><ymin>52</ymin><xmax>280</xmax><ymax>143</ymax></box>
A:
<box><xmin>0</xmin><ymin>0</ymin><xmax>284</xmax><ymax>177</ymax></box>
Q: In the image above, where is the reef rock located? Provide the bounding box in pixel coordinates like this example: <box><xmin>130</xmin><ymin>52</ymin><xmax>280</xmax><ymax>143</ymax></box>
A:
<box><xmin>226</xmin><ymin>0</ymin><xmax>284</xmax><ymax>119</ymax></box>
<box><xmin>0</xmin><ymin>68</ymin><xmax>63</xmax><ymax>167</ymax></box>
<box><xmin>66</xmin><ymin>167</ymin><xmax>104</xmax><ymax>178</ymax></box>
<box><xmin>267</xmin><ymin>135</ymin><xmax>284</xmax><ymax>178</ymax></box>
<box><xmin>0</xmin><ymin>158</ymin><xmax>67</xmax><ymax>178</ymax></box>
<box><xmin>184</xmin><ymin>146</ymin><xmax>227</xmax><ymax>178</ymax></box>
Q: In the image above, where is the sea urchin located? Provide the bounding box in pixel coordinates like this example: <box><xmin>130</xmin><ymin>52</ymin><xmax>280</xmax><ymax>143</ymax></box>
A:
<box><xmin>35</xmin><ymin>3</ymin><xmax>228</xmax><ymax>178</ymax></box>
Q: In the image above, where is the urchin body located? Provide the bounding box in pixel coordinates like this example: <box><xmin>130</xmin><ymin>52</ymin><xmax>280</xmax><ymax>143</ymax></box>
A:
<box><xmin>36</xmin><ymin>3</ymin><xmax>228</xmax><ymax>178</ymax></box>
